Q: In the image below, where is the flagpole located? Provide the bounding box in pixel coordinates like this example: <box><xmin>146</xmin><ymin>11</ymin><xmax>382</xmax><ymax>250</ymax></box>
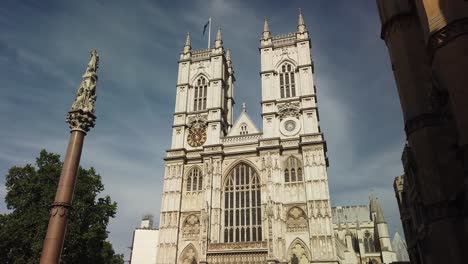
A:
<box><xmin>208</xmin><ymin>17</ymin><xmax>211</xmax><ymax>48</ymax></box>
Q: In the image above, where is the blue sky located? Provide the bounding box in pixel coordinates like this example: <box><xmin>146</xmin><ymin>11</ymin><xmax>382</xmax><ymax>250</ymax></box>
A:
<box><xmin>0</xmin><ymin>0</ymin><xmax>406</xmax><ymax>260</ymax></box>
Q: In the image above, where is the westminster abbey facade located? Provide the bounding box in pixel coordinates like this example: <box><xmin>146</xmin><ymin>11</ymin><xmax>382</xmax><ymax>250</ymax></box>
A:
<box><xmin>154</xmin><ymin>11</ymin><xmax>397</xmax><ymax>264</ymax></box>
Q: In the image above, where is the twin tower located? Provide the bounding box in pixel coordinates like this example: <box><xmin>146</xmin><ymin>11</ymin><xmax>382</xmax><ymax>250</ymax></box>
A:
<box><xmin>158</xmin><ymin>11</ymin><xmax>337</xmax><ymax>264</ymax></box>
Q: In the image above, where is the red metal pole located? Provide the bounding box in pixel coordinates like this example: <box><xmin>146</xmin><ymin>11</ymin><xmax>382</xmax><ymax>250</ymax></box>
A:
<box><xmin>40</xmin><ymin>130</ymin><xmax>85</xmax><ymax>264</ymax></box>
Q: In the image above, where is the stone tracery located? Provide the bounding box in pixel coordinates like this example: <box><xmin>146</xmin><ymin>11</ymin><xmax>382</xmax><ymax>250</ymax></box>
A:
<box><xmin>182</xmin><ymin>214</ymin><xmax>200</xmax><ymax>239</ymax></box>
<box><xmin>288</xmin><ymin>239</ymin><xmax>311</xmax><ymax>264</ymax></box>
<box><xmin>286</xmin><ymin>207</ymin><xmax>308</xmax><ymax>232</ymax></box>
<box><xmin>179</xmin><ymin>244</ymin><xmax>198</xmax><ymax>264</ymax></box>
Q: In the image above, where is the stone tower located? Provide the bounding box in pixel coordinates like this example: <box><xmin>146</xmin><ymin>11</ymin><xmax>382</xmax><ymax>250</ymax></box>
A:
<box><xmin>156</xmin><ymin>11</ymin><xmax>338</xmax><ymax>264</ymax></box>
<box><xmin>376</xmin><ymin>1</ymin><xmax>468</xmax><ymax>263</ymax></box>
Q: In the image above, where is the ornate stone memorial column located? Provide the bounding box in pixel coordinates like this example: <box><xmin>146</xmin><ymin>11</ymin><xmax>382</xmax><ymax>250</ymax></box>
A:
<box><xmin>40</xmin><ymin>50</ymin><xmax>100</xmax><ymax>264</ymax></box>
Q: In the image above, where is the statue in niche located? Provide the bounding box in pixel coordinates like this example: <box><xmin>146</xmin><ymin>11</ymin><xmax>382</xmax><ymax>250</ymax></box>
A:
<box><xmin>215</xmin><ymin>160</ymin><xmax>220</xmax><ymax>174</ymax></box>
<box><xmin>311</xmin><ymin>151</ymin><xmax>318</xmax><ymax>165</ymax></box>
<box><xmin>291</xmin><ymin>254</ymin><xmax>299</xmax><ymax>264</ymax></box>
<box><xmin>205</xmin><ymin>158</ymin><xmax>214</xmax><ymax>175</ymax></box>
<box><xmin>267</xmin><ymin>197</ymin><xmax>274</xmax><ymax>217</ymax></box>
<box><xmin>266</xmin><ymin>152</ymin><xmax>273</xmax><ymax>168</ymax></box>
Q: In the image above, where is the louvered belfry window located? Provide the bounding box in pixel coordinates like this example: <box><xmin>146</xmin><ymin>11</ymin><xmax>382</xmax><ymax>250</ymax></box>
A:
<box><xmin>193</xmin><ymin>77</ymin><xmax>208</xmax><ymax>111</ymax></box>
<box><xmin>279</xmin><ymin>63</ymin><xmax>296</xmax><ymax>98</ymax></box>
<box><xmin>223</xmin><ymin>162</ymin><xmax>262</xmax><ymax>243</ymax></box>
<box><xmin>284</xmin><ymin>156</ymin><xmax>303</xmax><ymax>183</ymax></box>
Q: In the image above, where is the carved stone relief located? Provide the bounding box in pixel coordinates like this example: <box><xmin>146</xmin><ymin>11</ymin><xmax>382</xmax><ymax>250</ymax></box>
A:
<box><xmin>278</xmin><ymin>102</ymin><xmax>301</xmax><ymax>119</ymax></box>
<box><xmin>182</xmin><ymin>214</ymin><xmax>200</xmax><ymax>239</ymax></box>
<box><xmin>305</xmin><ymin>148</ymin><xmax>326</xmax><ymax>166</ymax></box>
<box><xmin>287</xmin><ymin>207</ymin><xmax>308</xmax><ymax>232</ymax></box>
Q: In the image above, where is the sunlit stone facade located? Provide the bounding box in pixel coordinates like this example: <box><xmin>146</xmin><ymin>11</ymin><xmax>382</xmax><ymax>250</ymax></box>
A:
<box><xmin>155</xmin><ymin>10</ymin><xmax>399</xmax><ymax>264</ymax></box>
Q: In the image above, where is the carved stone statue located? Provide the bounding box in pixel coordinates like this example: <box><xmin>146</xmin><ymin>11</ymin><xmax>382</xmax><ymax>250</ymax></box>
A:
<box><xmin>267</xmin><ymin>197</ymin><xmax>274</xmax><ymax>217</ymax></box>
<box><xmin>265</xmin><ymin>152</ymin><xmax>273</xmax><ymax>169</ymax></box>
<box><xmin>67</xmin><ymin>50</ymin><xmax>99</xmax><ymax>132</ymax></box>
<box><xmin>206</xmin><ymin>158</ymin><xmax>214</xmax><ymax>175</ymax></box>
<box><xmin>215</xmin><ymin>160</ymin><xmax>220</xmax><ymax>174</ymax></box>
<box><xmin>70</xmin><ymin>50</ymin><xmax>99</xmax><ymax>113</ymax></box>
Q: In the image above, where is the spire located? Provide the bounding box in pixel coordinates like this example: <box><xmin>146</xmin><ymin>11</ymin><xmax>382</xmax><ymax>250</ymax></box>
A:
<box><xmin>262</xmin><ymin>17</ymin><xmax>271</xmax><ymax>40</ymax></box>
<box><xmin>183</xmin><ymin>32</ymin><xmax>191</xmax><ymax>53</ymax></box>
<box><xmin>297</xmin><ymin>8</ymin><xmax>307</xmax><ymax>33</ymax></box>
<box><xmin>375</xmin><ymin>202</ymin><xmax>387</xmax><ymax>224</ymax></box>
<box><xmin>215</xmin><ymin>27</ymin><xmax>223</xmax><ymax>48</ymax></box>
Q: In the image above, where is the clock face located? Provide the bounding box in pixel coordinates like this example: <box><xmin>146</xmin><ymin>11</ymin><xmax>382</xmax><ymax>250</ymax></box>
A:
<box><xmin>280</xmin><ymin>117</ymin><xmax>301</xmax><ymax>136</ymax></box>
<box><xmin>284</xmin><ymin>120</ymin><xmax>296</xmax><ymax>132</ymax></box>
<box><xmin>187</xmin><ymin>127</ymin><xmax>207</xmax><ymax>147</ymax></box>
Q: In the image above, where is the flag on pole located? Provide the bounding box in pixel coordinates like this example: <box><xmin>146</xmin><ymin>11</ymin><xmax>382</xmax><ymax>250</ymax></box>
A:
<box><xmin>203</xmin><ymin>19</ymin><xmax>210</xmax><ymax>35</ymax></box>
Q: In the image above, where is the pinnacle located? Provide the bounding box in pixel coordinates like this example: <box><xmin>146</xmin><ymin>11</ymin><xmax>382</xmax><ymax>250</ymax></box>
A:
<box><xmin>262</xmin><ymin>17</ymin><xmax>271</xmax><ymax>40</ymax></box>
<box><xmin>263</xmin><ymin>17</ymin><xmax>270</xmax><ymax>32</ymax></box>
<box><xmin>183</xmin><ymin>32</ymin><xmax>191</xmax><ymax>53</ymax></box>
<box><xmin>297</xmin><ymin>8</ymin><xmax>307</xmax><ymax>33</ymax></box>
<box><xmin>216</xmin><ymin>27</ymin><xmax>222</xmax><ymax>41</ymax></box>
<box><xmin>185</xmin><ymin>32</ymin><xmax>191</xmax><ymax>46</ymax></box>
<box><xmin>215</xmin><ymin>27</ymin><xmax>223</xmax><ymax>48</ymax></box>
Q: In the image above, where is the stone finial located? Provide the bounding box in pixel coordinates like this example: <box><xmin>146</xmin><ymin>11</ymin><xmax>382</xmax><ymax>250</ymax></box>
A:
<box><xmin>183</xmin><ymin>32</ymin><xmax>191</xmax><ymax>53</ymax></box>
<box><xmin>67</xmin><ymin>50</ymin><xmax>99</xmax><ymax>133</ymax></box>
<box><xmin>297</xmin><ymin>8</ymin><xmax>307</xmax><ymax>33</ymax></box>
<box><xmin>226</xmin><ymin>49</ymin><xmax>231</xmax><ymax>62</ymax></box>
<box><xmin>262</xmin><ymin>17</ymin><xmax>271</xmax><ymax>40</ymax></box>
<box><xmin>242</xmin><ymin>102</ymin><xmax>246</xmax><ymax>112</ymax></box>
<box><xmin>215</xmin><ymin>27</ymin><xmax>223</xmax><ymax>48</ymax></box>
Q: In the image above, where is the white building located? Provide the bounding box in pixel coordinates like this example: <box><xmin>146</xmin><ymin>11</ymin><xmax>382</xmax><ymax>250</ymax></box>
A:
<box><xmin>130</xmin><ymin>216</ymin><xmax>159</xmax><ymax>264</ymax></box>
<box><xmin>149</xmin><ymin>11</ymin><xmax>397</xmax><ymax>264</ymax></box>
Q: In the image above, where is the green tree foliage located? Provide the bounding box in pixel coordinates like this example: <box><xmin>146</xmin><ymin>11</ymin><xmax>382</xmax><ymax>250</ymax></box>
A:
<box><xmin>0</xmin><ymin>150</ymin><xmax>124</xmax><ymax>264</ymax></box>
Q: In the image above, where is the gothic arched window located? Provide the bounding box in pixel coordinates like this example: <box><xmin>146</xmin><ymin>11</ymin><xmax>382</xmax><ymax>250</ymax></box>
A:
<box><xmin>223</xmin><ymin>162</ymin><xmax>262</xmax><ymax>243</ymax></box>
<box><xmin>193</xmin><ymin>77</ymin><xmax>208</xmax><ymax>111</ymax></box>
<box><xmin>187</xmin><ymin>167</ymin><xmax>203</xmax><ymax>192</ymax></box>
<box><xmin>364</xmin><ymin>231</ymin><xmax>376</xmax><ymax>253</ymax></box>
<box><xmin>279</xmin><ymin>63</ymin><xmax>296</xmax><ymax>98</ymax></box>
<box><xmin>284</xmin><ymin>156</ymin><xmax>303</xmax><ymax>183</ymax></box>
